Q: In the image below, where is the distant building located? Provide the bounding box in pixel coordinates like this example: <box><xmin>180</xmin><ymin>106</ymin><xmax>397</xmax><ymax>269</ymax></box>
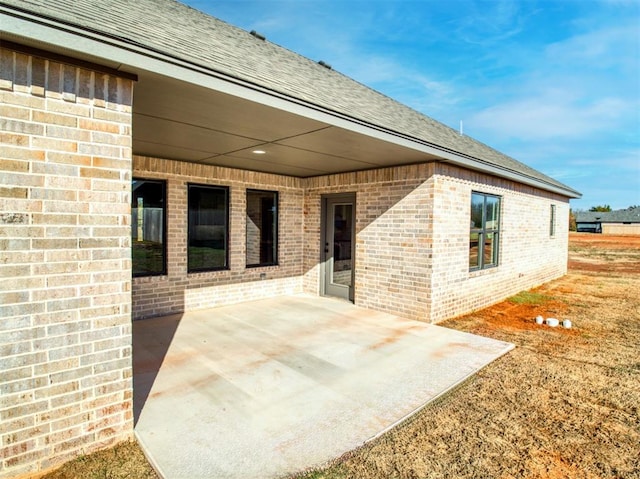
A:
<box><xmin>576</xmin><ymin>207</ymin><xmax>640</xmax><ymax>234</ymax></box>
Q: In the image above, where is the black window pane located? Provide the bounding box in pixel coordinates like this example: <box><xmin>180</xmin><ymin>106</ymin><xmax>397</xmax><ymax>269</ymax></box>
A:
<box><xmin>469</xmin><ymin>232</ymin><xmax>481</xmax><ymax>269</ymax></box>
<box><xmin>188</xmin><ymin>185</ymin><xmax>228</xmax><ymax>272</ymax></box>
<box><xmin>485</xmin><ymin>196</ymin><xmax>499</xmax><ymax>228</ymax></box>
<box><xmin>246</xmin><ymin>190</ymin><xmax>278</xmax><ymax>267</ymax></box>
<box><xmin>470</xmin><ymin>193</ymin><xmax>484</xmax><ymax>230</ymax></box>
<box><xmin>332</xmin><ymin>203</ymin><xmax>353</xmax><ymax>286</ymax></box>
<box><xmin>132</xmin><ymin>179</ymin><xmax>166</xmax><ymax>276</ymax></box>
<box><xmin>469</xmin><ymin>192</ymin><xmax>501</xmax><ymax>271</ymax></box>
<box><xmin>483</xmin><ymin>232</ymin><xmax>498</xmax><ymax>267</ymax></box>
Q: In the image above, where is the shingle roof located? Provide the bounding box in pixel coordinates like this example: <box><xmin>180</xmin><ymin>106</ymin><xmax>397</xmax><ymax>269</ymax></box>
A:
<box><xmin>576</xmin><ymin>207</ymin><xmax>640</xmax><ymax>224</ymax></box>
<box><xmin>2</xmin><ymin>0</ymin><xmax>580</xmax><ymax>196</ymax></box>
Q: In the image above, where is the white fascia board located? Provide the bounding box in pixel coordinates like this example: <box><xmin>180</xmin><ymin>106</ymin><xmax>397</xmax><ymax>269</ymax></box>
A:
<box><xmin>1</xmin><ymin>7</ymin><xmax>580</xmax><ymax>199</ymax></box>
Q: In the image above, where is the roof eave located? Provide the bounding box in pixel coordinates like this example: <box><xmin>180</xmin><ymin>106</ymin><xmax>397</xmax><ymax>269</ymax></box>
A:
<box><xmin>0</xmin><ymin>5</ymin><xmax>581</xmax><ymax>200</ymax></box>
<box><xmin>433</xmin><ymin>154</ymin><xmax>582</xmax><ymax>199</ymax></box>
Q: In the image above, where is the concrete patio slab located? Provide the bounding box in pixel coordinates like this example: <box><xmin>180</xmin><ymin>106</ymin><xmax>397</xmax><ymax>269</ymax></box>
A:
<box><xmin>133</xmin><ymin>294</ymin><xmax>513</xmax><ymax>479</ymax></box>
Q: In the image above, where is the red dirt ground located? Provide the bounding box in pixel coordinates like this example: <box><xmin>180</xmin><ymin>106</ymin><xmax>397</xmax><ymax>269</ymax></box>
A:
<box><xmin>462</xmin><ymin>233</ymin><xmax>640</xmax><ymax>335</ymax></box>
<box><xmin>467</xmin><ymin>296</ymin><xmax>577</xmax><ymax>336</ymax></box>
<box><xmin>568</xmin><ymin>233</ymin><xmax>640</xmax><ymax>274</ymax></box>
<box><xmin>568</xmin><ymin>232</ymin><xmax>640</xmax><ymax>249</ymax></box>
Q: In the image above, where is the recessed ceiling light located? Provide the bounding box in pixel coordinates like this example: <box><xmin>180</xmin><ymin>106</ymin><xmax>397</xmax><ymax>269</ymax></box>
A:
<box><xmin>252</xmin><ymin>150</ymin><xmax>266</xmax><ymax>155</ymax></box>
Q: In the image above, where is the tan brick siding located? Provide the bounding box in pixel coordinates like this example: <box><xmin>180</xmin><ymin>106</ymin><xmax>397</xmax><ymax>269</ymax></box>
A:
<box><xmin>133</xmin><ymin>158</ymin><xmax>569</xmax><ymax>323</ymax></box>
<box><xmin>429</xmin><ymin>163</ymin><xmax>570</xmax><ymax>322</ymax></box>
<box><xmin>132</xmin><ymin>157</ymin><xmax>304</xmax><ymax>319</ymax></box>
<box><xmin>304</xmin><ymin>164</ymin><xmax>436</xmax><ymax>319</ymax></box>
<box><xmin>0</xmin><ymin>49</ymin><xmax>133</xmax><ymax>478</ymax></box>
<box><xmin>304</xmin><ymin>163</ymin><xmax>569</xmax><ymax>322</ymax></box>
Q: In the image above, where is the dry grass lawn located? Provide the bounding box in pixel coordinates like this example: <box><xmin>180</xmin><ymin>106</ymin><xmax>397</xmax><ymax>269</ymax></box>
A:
<box><xmin>38</xmin><ymin>440</ymin><xmax>157</xmax><ymax>479</ymax></box>
<box><xmin>42</xmin><ymin>233</ymin><xmax>640</xmax><ymax>479</ymax></box>
<box><xmin>300</xmin><ymin>233</ymin><xmax>640</xmax><ymax>479</ymax></box>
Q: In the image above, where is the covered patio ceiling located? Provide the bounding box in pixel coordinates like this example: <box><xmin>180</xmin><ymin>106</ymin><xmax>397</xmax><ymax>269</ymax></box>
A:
<box><xmin>0</xmin><ymin>16</ymin><xmax>440</xmax><ymax>179</ymax></box>
<box><xmin>133</xmin><ymin>71</ymin><xmax>439</xmax><ymax>177</ymax></box>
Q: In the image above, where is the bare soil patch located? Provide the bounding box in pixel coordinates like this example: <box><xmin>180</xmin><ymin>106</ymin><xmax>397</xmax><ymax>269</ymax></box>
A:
<box><xmin>568</xmin><ymin>233</ymin><xmax>640</xmax><ymax>274</ymax></box>
<box><xmin>40</xmin><ymin>233</ymin><xmax>640</xmax><ymax>479</ymax></box>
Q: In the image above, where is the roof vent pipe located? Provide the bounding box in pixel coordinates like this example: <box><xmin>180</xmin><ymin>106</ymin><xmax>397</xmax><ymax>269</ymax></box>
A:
<box><xmin>318</xmin><ymin>60</ymin><xmax>332</xmax><ymax>70</ymax></box>
<box><xmin>250</xmin><ymin>30</ymin><xmax>266</xmax><ymax>41</ymax></box>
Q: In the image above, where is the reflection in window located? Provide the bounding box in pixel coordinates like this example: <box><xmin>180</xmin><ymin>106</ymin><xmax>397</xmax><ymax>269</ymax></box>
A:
<box><xmin>470</xmin><ymin>192</ymin><xmax>501</xmax><ymax>270</ymax></box>
<box><xmin>246</xmin><ymin>189</ymin><xmax>278</xmax><ymax>267</ymax></box>
<box><xmin>332</xmin><ymin>204</ymin><xmax>353</xmax><ymax>286</ymax></box>
<box><xmin>188</xmin><ymin>184</ymin><xmax>228</xmax><ymax>272</ymax></box>
<box><xmin>132</xmin><ymin>179</ymin><xmax>166</xmax><ymax>276</ymax></box>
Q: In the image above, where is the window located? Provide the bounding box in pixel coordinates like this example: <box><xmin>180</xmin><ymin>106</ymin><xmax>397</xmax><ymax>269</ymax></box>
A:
<box><xmin>132</xmin><ymin>179</ymin><xmax>166</xmax><ymax>276</ymax></box>
<box><xmin>470</xmin><ymin>192</ymin><xmax>501</xmax><ymax>270</ymax></box>
<box><xmin>188</xmin><ymin>184</ymin><xmax>228</xmax><ymax>272</ymax></box>
<box><xmin>550</xmin><ymin>204</ymin><xmax>556</xmax><ymax>237</ymax></box>
<box><xmin>246</xmin><ymin>189</ymin><xmax>278</xmax><ymax>267</ymax></box>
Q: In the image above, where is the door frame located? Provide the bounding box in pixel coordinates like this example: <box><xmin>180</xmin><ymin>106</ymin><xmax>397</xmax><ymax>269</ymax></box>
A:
<box><xmin>320</xmin><ymin>193</ymin><xmax>356</xmax><ymax>302</ymax></box>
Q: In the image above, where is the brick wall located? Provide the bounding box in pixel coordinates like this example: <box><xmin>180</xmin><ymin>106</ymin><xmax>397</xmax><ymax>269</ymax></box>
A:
<box><xmin>429</xmin><ymin>163</ymin><xmax>570</xmax><ymax>322</ymax></box>
<box><xmin>0</xmin><ymin>48</ymin><xmax>134</xmax><ymax>478</ymax></box>
<box><xmin>132</xmin><ymin>156</ymin><xmax>304</xmax><ymax>319</ymax></box>
<box><xmin>149</xmin><ymin>158</ymin><xmax>568</xmax><ymax>324</ymax></box>
<box><xmin>304</xmin><ymin>163</ymin><xmax>569</xmax><ymax>322</ymax></box>
<box><xmin>304</xmin><ymin>164</ymin><xmax>435</xmax><ymax>320</ymax></box>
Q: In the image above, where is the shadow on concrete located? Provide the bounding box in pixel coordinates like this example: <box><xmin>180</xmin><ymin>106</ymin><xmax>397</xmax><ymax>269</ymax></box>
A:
<box><xmin>132</xmin><ymin>312</ymin><xmax>182</xmax><ymax>425</ymax></box>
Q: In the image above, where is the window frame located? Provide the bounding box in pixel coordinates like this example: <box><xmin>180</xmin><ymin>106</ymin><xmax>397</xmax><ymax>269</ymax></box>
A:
<box><xmin>469</xmin><ymin>191</ymin><xmax>501</xmax><ymax>272</ymax></box>
<box><xmin>245</xmin><ymin>189</ymin><xmax>279</xmax><ymax>268</ymax></box>
<box><xmin>550</xmin><ymin>204</ymin><xmax>556</xmax><ymax>237</ymax></box>
<box><xmin>187</xmin><ymin>183</ymin><xmax>230</xmax><ymax>273</ymax></box>
<box><xmin>132</xmin><ymin>178</ymin><xmax>167</xmax><ymax>278</ymax></box>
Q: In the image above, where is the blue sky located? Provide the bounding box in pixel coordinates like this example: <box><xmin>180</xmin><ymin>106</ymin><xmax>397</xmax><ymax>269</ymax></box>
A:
<box><xmin>186</xmin><ymin>0</ymin><xmax>639</xmax><ymax>211</ymax></box>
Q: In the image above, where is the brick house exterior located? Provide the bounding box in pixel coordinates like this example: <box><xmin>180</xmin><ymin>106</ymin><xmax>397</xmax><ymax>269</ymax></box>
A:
<box><xmin>1</xmin><ymin>0</ymin><xmax>580</xmax><ymax>476</ymax></box>
<box><xmin>0</xmin><ymin>48</ymin><xmax>134</xmax><ymax>476</ymax></box>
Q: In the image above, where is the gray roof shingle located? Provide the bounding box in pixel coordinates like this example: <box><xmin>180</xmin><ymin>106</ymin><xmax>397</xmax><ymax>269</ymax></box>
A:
<box><xmin>576</xmin><ymin>207</ymin><xmax>640</xmax><ymax>223</ymax></box>
<box><xmin>3</xmin><ymin>0</ymin><xmax>580</xmax><ymax>196</ymax></box>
